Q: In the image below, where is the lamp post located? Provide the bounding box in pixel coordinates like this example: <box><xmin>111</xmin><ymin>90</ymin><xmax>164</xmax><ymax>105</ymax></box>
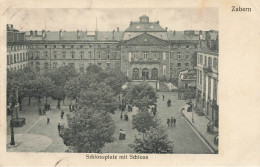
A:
<box><xmin>10</xmin><ymin>120</ymin><xmax>15</xmax><ymax>145</ymax></box>
<box><xmin>192</xmin><ymin>102</ymin><xmax>194</xmax><ymax>123</ymax></box>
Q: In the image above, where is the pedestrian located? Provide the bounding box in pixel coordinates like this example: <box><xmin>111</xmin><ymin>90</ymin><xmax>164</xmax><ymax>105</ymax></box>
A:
<box><xmin>170</xmin><ymin>117</ymin><xmax>174</xmax><ymax>127</ymax></box>
<box><xmin>169</xmin><ymin>99</ymin><xmax>172</xmax><ymax>106</ymax></box>
<box><xmin>120</xmin><ymin>113</ymin><xmax>123</xmax><ymax>120</ymax></box>
<box><xmin>162</xmin><ymin>95</ymin><xmax>165</xmax><ymax>101</ymax></box>
<box><xmin>167</xmin><ymin>99</ymin><xmax>170</xmax><ymax>107</ymax></box>
<box><xmin>61</xmin><ymin>110</ymin><xmax>64</xmax><ymax>119</ymax></box>
<box><xmin>58</xmin><ymin>123</ymin><xmax>61</xmax><ymax>133</ymax></box>
<box><xmin>47</xmin><ymin>117</ymin><xmax>50</xmax><ymax>125</ymax></box>
<box><xmin>167</xmin><ymin>118</ymin><xmax>170</xmax><ymax>127</ymax></box>
<box><xmin>122</xmin><ymin>129</ymin><xmax>126</xmax><ymax>139</ymax></box>
<box><xmin>48</xmin><ymin>104</ymin><xmax>51</xmax><ymax>110</ymax></box>
<box><xmin>125</xmin><ymin>113</ymin><xmax>128</xmax><ymax>121</ymax></box>
<box><xmin>72</xmin><ymin>105</ymin><xmax>75</xmax><ymax>112</ymax></box>
<box><xmin>173</xmin><ymin>118</ymin><xmax>176</xmax><ymax>126</ymax></box>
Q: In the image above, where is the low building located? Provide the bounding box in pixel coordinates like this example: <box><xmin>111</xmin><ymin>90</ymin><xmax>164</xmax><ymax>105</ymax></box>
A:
<box><xmin>177</xmin><ymin>69</ymin><xmax>196</xmax><ymax>100</ymax></box>
<box><xmin>195</xmin><ymin>50</ymin><xmax>219</xmax><ymax>127</ymax></box>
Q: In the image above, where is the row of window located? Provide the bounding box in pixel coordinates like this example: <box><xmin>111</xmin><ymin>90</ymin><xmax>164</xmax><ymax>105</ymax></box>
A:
<box><xmin>170</xmin><ymin>52</ymin><xmax>190</xmax><ymax>59</ymax></box>
<box><xmin>198</xmin><ymin>54</ymin><xmax>218</xmax><ymax>70</ymax></box>
<box><xmin>29</xmin><ymin>44</ymin><xmax>113</xmax><ymax>49</ymax></box>
<box><xmin>7</xmin><ymin>63</ymin><xmax>29</xmax><ymax>71</ymax></box>
<box><xmin>31</xmin><ymin>62</ymin><xmax>111</xmax><ymax>71</ymax></box>
<box><xmin>128</xmin><ymin>52</ymin><xmax>167</xmax><ymax>61</ymax></box>
<box><xmin>30</xmin><ymin>51</ymin><xmax>113</xmax><ymax>60</ymax></box>
<box><xmin>8</xmin><ymin>45</ymin><xmax>28</xmax><ymax>51</ymax></box>
<box><xmin>170</xmin><ymin>62</ymin><xmax>190</xmax><ymax>67</ymax></box>
<box><xmin>7</xmin><ymin>52</ymin><xmax>28</xmax><ymax>65</ymax></box>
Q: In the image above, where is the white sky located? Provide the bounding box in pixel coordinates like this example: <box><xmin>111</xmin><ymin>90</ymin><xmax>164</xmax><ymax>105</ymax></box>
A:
<box><xmin>6</xmin><ymin>8</ymin><xmax>218</xmax><ymax>32</ymax></box>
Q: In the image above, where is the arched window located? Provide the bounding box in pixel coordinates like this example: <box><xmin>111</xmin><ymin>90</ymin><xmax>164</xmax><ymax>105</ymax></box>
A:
<box><xmin>142</xmin><ymin>68</ymin><xmax>149</xmax><ymax>80</ymax></box>
<box><xmin>132</xmin><ymin>68</ymin><xmax>139</xmax><ymax>80</ymax></box>
<box><xmin>151</xmin><ymin>68</ymin><xmax>158</xmax><ymax>80</ymax></box>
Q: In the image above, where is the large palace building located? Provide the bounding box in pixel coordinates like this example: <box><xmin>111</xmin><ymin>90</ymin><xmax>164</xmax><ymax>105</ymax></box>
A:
<box><xmin>7</xmin><ymin>15</ymin><xmax>218</xmax><ymax>81</ymax></box>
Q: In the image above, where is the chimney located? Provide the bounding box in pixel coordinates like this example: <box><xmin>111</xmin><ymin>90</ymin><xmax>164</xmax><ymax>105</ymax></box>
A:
<box><xmin>30</xmin><ymin>30</ymin><xmax>33</xmax><ymax>36</ymax></box>
<box><xmin>42</xmin><ymin>30</ymin><xmax>46</xmax><ymax>39</ymax></box>
<box><xmin>165</xmin><ymin>27</ymin><xmax>168</xmax><ymax>31</ymax></box>
<box><xmin>117</xmin><ymin>27</ymin><xmax>119</xmax><ymax>32</ymax></box>
<box><xmin>77</xmin><ymin>30</ymin><xmax>80</xmax><ymax>39</ymax></box>
<box><xmin>86</xmin><ymin>29</ymin><xmax>88</xmax><ymax>36</ymax></box>
<box><xmin>59</xmin><ymin>29</ymin><xmax>62</xmax><ymax>40</ymax></box>
<box><xmin>34</xmin><ymin>30</ymin><xmax>37</xmax><ymax>36</ymax></box>
<box><xmin>6</xmin><ymin>24</ymin><xmax>9</xmax><ymax>30</ymax></box>
<box><xmin>112</xmin><ymin>30</ymin><xmax>115</xmax><ymax>40</ymax></box>
<box><xmin>10</xmin><ymin>24</ymin><xmax>13</xmax><ymax>29</ymax></box>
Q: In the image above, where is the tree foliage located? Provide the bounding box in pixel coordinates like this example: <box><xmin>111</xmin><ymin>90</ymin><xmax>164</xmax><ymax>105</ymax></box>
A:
<box><xmin>78</xmin><ymin>82</ymin><xmax>119</xmax><ymax>113</ymax></box>
<box><xmin>130</xmin><ymin>126</ymin><xmax>174</xmax><ymax>153</ymax></box>
<box><xmin>7</xmin><ymin>67</ymin><xmax>37</xmax><ymax>107</ymax></box>
<box><xmin>132</xmin><ymin>110</ymin><xmax>159</xmax><ymax>134</ymax></box>
<box><xmin>126</xmin><ymin>82</ymin><xmax>157</xmax><ymax>111</ymax></box>
<box><xmin>60</xmin><ymin>108</ymin><xmax>116</xmax><ymax>153</ymax></box>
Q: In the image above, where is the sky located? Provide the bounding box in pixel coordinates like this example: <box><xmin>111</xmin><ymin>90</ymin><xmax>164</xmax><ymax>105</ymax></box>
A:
<box><xmin>6</xmin><ymin>8</ymin><xmax>218</xmax><ymax>32</ymax></box>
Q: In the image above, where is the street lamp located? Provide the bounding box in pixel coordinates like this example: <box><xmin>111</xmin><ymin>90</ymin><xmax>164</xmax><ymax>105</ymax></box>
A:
<box><xmin>10</xmin><ymin>120</ymin><xmax>15</xmax><ymax>145</ymax></box>
<box><xmin>192</xmin><ymin>102</ymin><xmax>194</xmax><ymax>123</ymax></box>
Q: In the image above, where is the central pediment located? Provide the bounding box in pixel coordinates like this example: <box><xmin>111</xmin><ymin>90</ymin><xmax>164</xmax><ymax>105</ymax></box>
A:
<box><xmin>120</xmin><ymin>33</ymin><xmax>169</xmax><ymax>46</ymax></box>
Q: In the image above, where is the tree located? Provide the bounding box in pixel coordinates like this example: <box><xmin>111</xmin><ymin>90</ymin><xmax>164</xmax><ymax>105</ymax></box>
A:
<box><xmin>51</xmin><ymin>85</ymin><xmax>66</xmax><ymax>108</ymax></box>
<box><xmin>33</xmin><ymin>75</ymin><xmax>53</xmax><ymax>105</ymax></box>
<box><xmin>7</xmin><ymin>67</ymin><xmax>37</xmax><ymax>110</ymax></box>
<box><xmin>126</xmin><ymin>82</ymin><xmax>157</xmax><ymax>111</ymax></box>
<box><xmin>60</xmin><ymin>108</ymin><xmax>115</xmax><ymax>153</ymax></box>
<box><xmin>78</xmin><ymin>82</ymin><xmax>119</xmax><ymax>113</ymax></box>
<box><xmin>130</xmin><ymin>126</ymin><xmax>174</xmax><ymax>153</ymax></box>
<box><xmin>132</xmin><ymin>110</ymin><xmax>159</xmax><ymax>134</ymax></box>
<box><xmin>103</xmin><ymin>67</ymin><xmax>127</xmax><ymax>95</ymax></box>
<box><xmin>45</xmin><ymin>64</ymin><xmax>78</xmax><ymax>106</ymax></box>
<box><xmin>65</xmin><ymin>77</ymin><xmax>81</xmax><ymax>100</ymax></box>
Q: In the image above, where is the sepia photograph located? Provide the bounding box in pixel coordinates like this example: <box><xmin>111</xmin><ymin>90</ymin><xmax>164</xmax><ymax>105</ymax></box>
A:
<box><xmin>5</xmin><ymin>8</ymin><xmax>219</xmax><ymax>154</ymax></box>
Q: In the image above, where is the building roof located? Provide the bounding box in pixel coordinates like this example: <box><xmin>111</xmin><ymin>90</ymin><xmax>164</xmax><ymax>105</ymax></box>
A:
<box><xmin>167</xmin><ymin>31</ymin><xmax>200</xmax><ymax>41</ymax></box>
<box><xmin>125</xmin><ymin>20</ymin><xmax>166</xmax><ymax>32</ymax></box>
<box><xmin>96</xmin><ymin>31</ymin><xmax>124</xmax><ymax>41</ymax></box>
<box><xmin>120</xmin><ymin>32</ymin><xmax>169</xmax><ymax>46</ymax></box>
<box><xmin>25</xmin><ymin>31</ymin><xmax>123</xmax><ymax>41</ymax></box>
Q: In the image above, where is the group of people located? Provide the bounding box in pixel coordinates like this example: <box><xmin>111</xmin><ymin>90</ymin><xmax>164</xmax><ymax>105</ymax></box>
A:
<box><xmin>120</xmin><ymin>112</ymin><xmax>129</xmax><ymax>121</ymax></box>
<box><xmin>119</xmin><ymin>129</ymin><xmax>126</xmax><ymax>140</ymax></box>
<box><xmin>44</xmin><ymin>104</ymin><xmax>51</xmax><ymax>111</ymax></box>
<box><xmin>167</xmin><ymin>117</ymin><xmax>177</xmax><ymax>127</ymax></box>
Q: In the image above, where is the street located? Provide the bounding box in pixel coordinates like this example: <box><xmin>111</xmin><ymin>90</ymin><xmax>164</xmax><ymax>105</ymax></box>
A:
<box><xmin>7</xmin><ymin>92</ymin><xmax>212</xmax><ymax>153</ymax></box>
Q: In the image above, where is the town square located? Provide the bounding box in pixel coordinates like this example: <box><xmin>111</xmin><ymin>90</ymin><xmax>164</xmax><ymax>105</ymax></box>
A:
<box><xmin>6</xmin><ymin>8</ymin><xmax>218</xmax><ymax>154</ymax></box>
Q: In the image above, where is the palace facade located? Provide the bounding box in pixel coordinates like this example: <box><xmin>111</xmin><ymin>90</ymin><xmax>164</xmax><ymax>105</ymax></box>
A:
<box><xmin>7</xmin><ymin>15</ymin><xmax>218</xmax><ymax>81</ymax></box>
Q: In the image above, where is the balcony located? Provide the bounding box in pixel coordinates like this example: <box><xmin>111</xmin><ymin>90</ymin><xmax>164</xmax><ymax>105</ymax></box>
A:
<box><xmin>130</xmin><ymin>58</ymin><xmax>160</xmax><ymax>64</ymax></box>
<box><xmin>203</xmin><ymin>66</ymin><xmax>213</xmax><ymax>75</ymax></box>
